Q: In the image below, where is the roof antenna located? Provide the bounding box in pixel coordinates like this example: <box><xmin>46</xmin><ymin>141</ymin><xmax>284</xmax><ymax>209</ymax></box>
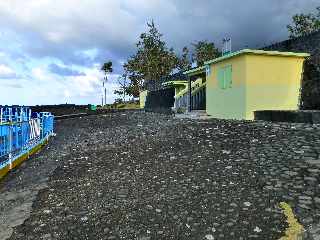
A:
<box><xmin>222</xmin><ymin>37</ymin><xmax>232</xmax><ymax>56</ymax></box>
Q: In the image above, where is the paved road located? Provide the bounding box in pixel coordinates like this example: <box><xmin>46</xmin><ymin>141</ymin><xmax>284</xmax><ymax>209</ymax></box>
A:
<box><xmin>1</xmin><ymin>112</ymin><xmax>320</xmax><ymax>239</ymax></box>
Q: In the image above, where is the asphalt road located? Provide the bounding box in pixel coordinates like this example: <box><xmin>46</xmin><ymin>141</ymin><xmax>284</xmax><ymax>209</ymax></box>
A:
<box><xmin>1</xmin><ymin>112</ymin><xmax>320</xmax><ymax>239</ymax></box>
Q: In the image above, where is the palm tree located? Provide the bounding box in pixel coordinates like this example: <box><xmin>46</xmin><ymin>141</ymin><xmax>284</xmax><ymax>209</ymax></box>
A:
<box><xmin>101</xmin><ymin>61</ymin><xmax>113</xmax><ymax>106</ymax></box>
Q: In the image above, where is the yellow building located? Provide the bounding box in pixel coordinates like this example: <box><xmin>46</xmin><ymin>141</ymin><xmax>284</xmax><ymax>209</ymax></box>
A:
<box><xmin>204</xmin><ymin>49</ymin><xmax>309</xmax><ymax>120</ymax></box>
<box><xmin>139</xmin><ymin>90</ymin><xmax>148</xmax><ymax>108</ymax></box>
<box><xmin>162</xmin><ymin>70</ymin><xmax>206</xmax><ymax>111</ymax></box>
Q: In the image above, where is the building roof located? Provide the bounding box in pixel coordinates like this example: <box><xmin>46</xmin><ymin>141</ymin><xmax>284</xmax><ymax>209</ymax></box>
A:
<box><xmin>204</xmin><ymin>49</ymin><xmax>310</xmax><ymax>66</ymax></box>
<box><xmin>163</xmin><ymin>71</ymin><xmax>187</xmax><ymax>81</ymax></box>
<box><xmin>162</xmin><ymin>80</ymin><xmax>188</xmax><ymax>87</ymax></box>
<box><xmin>144</xmin><ymin>71</ymin><xmax>187</xmax><ymax>91</ymax></box>
<box><xmin>183</xmin><ymin>66</ymin><xmax>206</xmax><ymax>76</ymax></box>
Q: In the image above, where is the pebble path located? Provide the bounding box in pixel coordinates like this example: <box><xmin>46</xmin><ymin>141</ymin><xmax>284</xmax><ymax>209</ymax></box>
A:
<box><xmin>1</xmin><ymin>112</ymin><xmax>320</xmax><ymax>239</ymax></box>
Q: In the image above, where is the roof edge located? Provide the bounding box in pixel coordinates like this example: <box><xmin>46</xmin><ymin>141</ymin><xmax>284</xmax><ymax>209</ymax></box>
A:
<box><xmin>183</xmin><ymin>66</ymin><xmax>205</xmax><ymax>75</ymax></box>
<box><xmin>162</xmin><ymin>80</ymin><xmax>188</xmax><ymax>86</ymax></box>
<box><xmin>204</xmin><ymin>49</ymin><xmax>310</xmax><ymax>65</ymax></box>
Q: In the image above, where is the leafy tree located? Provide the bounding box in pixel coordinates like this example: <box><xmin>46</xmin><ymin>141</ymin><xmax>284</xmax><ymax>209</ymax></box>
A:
<box><xmin>287</xmin><ymin>7</ymin><xmax>320</xmax><ymax>38</ymax></box>
<box><xmin>114</xmin><ymin>98</ymin><xmax>123</xmax><ymax>104</ymax></box>
<box><xmin>114</xmin><ymin>75</ymin><xmax>130</xmax><ymax>102</ymax></box>
<box><xmin>125</xmin><ymin>76</ymin><xmax>141</xmax><ymax>98</ymax></box>
<box><xmin>101</xmin><ymin>61</ymin><xmax>113</xmax><ymax>77</ymax></box>
<box><xmin>192</xmin><ymin>40</ymin><xmax>221</xmax><ymax>67</ymax></box>
<box><xmin>123</xmin><ymin>20</ymin><xmax>179</xmax><ymax>94</ymax></box>
<box><xmin>178</xmin><ymin>46</ymin><xmax>192</xmax><ymax>71</ymax></box>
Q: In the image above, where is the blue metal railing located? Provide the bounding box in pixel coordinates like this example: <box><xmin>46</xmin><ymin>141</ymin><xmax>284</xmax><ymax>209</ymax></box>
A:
<box><xmin>0</xmin><ymin>107</ymin><xmax>54</xmax><ymax>170</ymax></box>
<box><xmin>0</xmin><ymin>106</ymin><xmax>32</xmax><ymax>123</ymax></box>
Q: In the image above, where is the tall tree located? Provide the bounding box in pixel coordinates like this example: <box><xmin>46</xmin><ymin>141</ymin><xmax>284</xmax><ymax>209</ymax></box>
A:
<box><xmin>178</xmin><ymin>46</ymin><xmax>192</xmax><ymax>71</ymax></box>
<box><xmin>124</xmin><ymin>20</ymin><xmax>179</xmax><ymax>95</ymax></box>
<box><xmin>192</xmin><ymin>41</ymin><xmax>221</xmax><ymax>67</ymax></box>
<box><xmin>287</xmin><ymin>7</ymin><xmax>320</xmax><ymax>38</ymax></box>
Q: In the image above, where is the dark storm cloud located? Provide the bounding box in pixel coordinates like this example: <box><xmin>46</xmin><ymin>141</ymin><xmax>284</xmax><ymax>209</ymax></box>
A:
<box><xmin>155</xmin><ymin>0</ymin><xmax>320</xmax><ymax>52</ymax></box>
<box><xmin>48</xmin><ymin>64</ymin><xmax>85</xmax><ymax>76</ymax></box>
<box><xmin>0</xmin><ymin>0</ymin><xmax>319</xmax><ymax>74</ymax></box>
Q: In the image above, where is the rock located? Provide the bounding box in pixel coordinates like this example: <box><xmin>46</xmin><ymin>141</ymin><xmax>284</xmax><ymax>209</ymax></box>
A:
<box><xmin>299</xmin><ymin>195</ymin><xmax>312</xmax><ymax>200</ymax></box>
<box><xmin>41</xmin><ymin>234</ymin><xmax>52</xmax><ymax>240</ymax></box>
<box><xmin>314</xmin><ymin>197</ymin><xmax>320</xmax><ymax>204</ymax></box>
<box><xmin>305</xmin><ymin>160</ymin><xmax>320</xmax><ymax>166</ymax></box>
<box><xmin>205</xmin><ymin>234</ymin><xmax>214</xmax><ymax>240</ymax></box>
<box><xmin>254</xmin><ymin>226</ymin><xmax>262</xmax><ymax>233</ymax></box>
<box><xmin>304</xmin><ymin>177</ymin><xmax>317</xmax><ymax>182</ymax></box>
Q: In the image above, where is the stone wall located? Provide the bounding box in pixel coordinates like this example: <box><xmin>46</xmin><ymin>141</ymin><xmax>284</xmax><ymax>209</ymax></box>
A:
<box><xmin>254</xmin><ymin>110</ymin><xmax>320</xmax><ymax>124</ymax></box>
<box><xmin>263</xmin><ymin>30</ymin><xmax>320</xmax><ymax>109</ymax></box>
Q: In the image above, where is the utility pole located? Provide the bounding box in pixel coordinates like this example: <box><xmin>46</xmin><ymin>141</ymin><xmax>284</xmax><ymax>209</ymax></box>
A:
<box><xmin>102</xmin><ymin>77</ymin><xmax>107</xmax><ymax>106</ymax></box>
<box><xmin>102</xmin><ymin>81</ymin><xmax>105</xmax><ymax>106</ymax></box>
<box><xmin>104</xmin><ymin>76</ymin><xmax>107</xmax><ymax>106</ymax></box>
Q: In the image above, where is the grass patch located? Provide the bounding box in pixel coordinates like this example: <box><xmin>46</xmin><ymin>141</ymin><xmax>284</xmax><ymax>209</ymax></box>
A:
<box><xmin>99</xmin><ymin>102</ymin><xmax>140</xmax><ymax>110</ymax></box>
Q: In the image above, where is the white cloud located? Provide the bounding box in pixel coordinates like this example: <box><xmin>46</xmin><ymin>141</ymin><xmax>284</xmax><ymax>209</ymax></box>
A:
<box><xmin>28</xmin><ymin>64</ymin><xmax>119</xmax><ymax>104</ymax></box>
<box><xmin>0</xmin><ymin>64</ymin><xmax>16</xmax><ymax>78</ymax></box>
<box><xmin>0</xmin><ymin>0</ymin><xmax>140</xmax><ymax>60</ymax></box>
<box><xmin>67</xmin><ymin>67</ymin><xmax>103</xmax><ymax>97</ymax></box>
<box><xmin>63</xmin><ymin>89</ymin><xmax>71</xmax><ymax>99</ymax></box>
<box><xmin>31</xmin><ymin>67</ymin><xmax>53</xmax><ymax>81</ymax></box>
<box><xmin>0</xmin><ymin>0</ymin><xmax>319</xmax><ymax>106</ymax></box>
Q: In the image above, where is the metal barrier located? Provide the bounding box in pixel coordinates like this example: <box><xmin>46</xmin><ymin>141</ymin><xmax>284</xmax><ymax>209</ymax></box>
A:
<box><xmin>0</xmin><ymin>106</ymin><xmax>32</xmax><ymax>123</ymax></box>
<box><xmin>0</xmin><ymin>107</ymin><xmax>54</xmax><ymax>175</ymax></box>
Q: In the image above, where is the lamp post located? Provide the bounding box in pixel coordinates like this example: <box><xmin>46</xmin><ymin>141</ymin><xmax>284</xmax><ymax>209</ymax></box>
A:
<box><xmin>104</xmin><ymin>77</ymin><xmax>107</xmax><ymax>106</ymax></box>
<box><xmin>102</xmin><ymin>76</ymin><xmax>107</xmax><ymax>106</ymax></box>
<box><xmin>101</xmin><ymin>61</ymin><xmax>113</xmax><ymax>106</ymax></box>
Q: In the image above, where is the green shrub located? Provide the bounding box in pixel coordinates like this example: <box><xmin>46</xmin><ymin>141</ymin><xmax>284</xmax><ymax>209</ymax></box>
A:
<box><xmin>176</xmin><ymin>107</ymin><xmax>186</xmax><ymax>114</ymax></box>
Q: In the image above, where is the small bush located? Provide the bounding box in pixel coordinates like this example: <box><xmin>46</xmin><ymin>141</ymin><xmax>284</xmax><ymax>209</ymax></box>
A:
<box><xmin>176</xmin><ymin>107</ymin><xmax>186</xmax><ymax>114</ymax></box>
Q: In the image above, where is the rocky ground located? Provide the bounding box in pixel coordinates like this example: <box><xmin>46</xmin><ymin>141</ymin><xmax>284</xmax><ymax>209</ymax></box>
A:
<box><xmin>1</xmin><ymin>111</ymin><xmax>320</xmax><ymax>239</ymax></box>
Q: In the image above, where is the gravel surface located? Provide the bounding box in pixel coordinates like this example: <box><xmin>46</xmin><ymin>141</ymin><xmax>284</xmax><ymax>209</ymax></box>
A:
<box><xmin>1</xmin><ymin>112</ymin><xmax>320</xmax><ymax>239</ymax></box>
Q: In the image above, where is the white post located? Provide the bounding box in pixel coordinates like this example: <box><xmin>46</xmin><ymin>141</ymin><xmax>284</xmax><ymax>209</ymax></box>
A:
<box><xmin>9</xmin><ymin>108</ymin><xmax>12</xmax><ymax>122</ymax></box>
<box><xmin>104</xmin><ymin>76</ymin><xmax>107</xmax><ymax>106</ymax></box>
<box><xmin>8</xmin><ymin>123</ymin><xmax>12</xmax><ymax>169</ymax></box>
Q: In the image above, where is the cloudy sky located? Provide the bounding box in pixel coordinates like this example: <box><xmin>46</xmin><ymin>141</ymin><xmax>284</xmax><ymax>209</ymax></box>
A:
<box><xmin>0</xmin><ymin>0</ymin><xmax>319</xmax><ymax>106</ymax></box>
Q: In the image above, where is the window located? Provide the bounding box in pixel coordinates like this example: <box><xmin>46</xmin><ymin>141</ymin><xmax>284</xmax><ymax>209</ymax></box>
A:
<box><xmin>217</xmin><ymin>65</ymin><xmax>232</xmax><ymax>89</ymax></box>
<box><xmin>206</xmin><ymin>65</ymin><xmax>211</xmax><ymax>76</ymax></box>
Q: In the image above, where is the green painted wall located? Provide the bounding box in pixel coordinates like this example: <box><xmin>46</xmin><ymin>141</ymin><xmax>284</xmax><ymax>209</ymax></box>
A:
<box><xmin>206</xmin><ymin>55</ymin><xmax>247</xmax><ymax>119</ymax></box>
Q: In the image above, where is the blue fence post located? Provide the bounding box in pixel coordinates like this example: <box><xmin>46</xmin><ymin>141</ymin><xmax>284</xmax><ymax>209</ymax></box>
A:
<box><xmin>8</xmin><ymin>123</ymin><xmax>12</xmax><ymax>169</ymax></box>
